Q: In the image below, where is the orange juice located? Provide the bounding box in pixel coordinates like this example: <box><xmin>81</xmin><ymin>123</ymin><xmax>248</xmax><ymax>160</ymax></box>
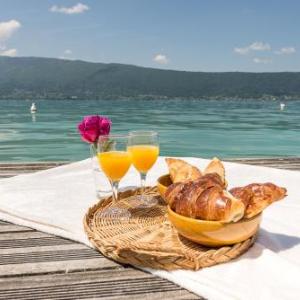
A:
<box><xmin>98</xmin><ymin>151</ymin><xmax>132</xmax><ymax>181</ymax></box>
<box><xmin>128</xmin><ymin>145</ymin><xmax>159</xmax><ymax>173</ymax></box>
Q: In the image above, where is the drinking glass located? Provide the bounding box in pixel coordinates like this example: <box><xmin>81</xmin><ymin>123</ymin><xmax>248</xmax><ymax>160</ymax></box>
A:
<box><xmin>97</xmin><ymin>135</ymin><xmax>132</xmax><ymax>218</ymax></box>
<box><xmin>128</xmin><ymin>131</ymin><xmax>159</xmax><ymax>207</ymax></box>
<box><xmin>90</xmin><ymin>144</ymin><xmax>111</xmax><ymax>198</ymax></box>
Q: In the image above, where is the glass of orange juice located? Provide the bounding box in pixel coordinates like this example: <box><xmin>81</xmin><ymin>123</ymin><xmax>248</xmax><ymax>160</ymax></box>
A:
<box><xmin>97</xmin><ymin>135</ymin><xmax>132</xmax><ymax>218</ymax></box>
<box><xmin>128</xmin><ymin>131</ymin><xmax>159</xmax><ymax>207</ymax></box>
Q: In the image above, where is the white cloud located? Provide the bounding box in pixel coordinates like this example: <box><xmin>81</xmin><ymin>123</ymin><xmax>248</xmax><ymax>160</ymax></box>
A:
<box><xmin>153</xmin><ymin>54</ymin><xmax>169</xmax><ymax>64</ymax></box>
<box><xmin>253</xmin><ymin>57</ymin><xmax>272</xmax><ymax>64</ymax></box>
<box><xmin>249</xmin><ymin>42</ymin><xmax>271</xmax><ymax>51</ymax></box>
<box><xmin>0</xmin><ymin>20</ymin><xmax>21</xmax><ymax>57</ymax></box>
<box><xmin>0</xmin><ymin>48</ymin><xmax>17</xmax><ymax>57</ymax></box>
<box><xmin>50</xmin><ymin>3</ymin><xmax>89</xmax><ymax>15</ymax></box>
<box><xmin>0</xmin><ymin>20</ymin><xmax>21</xmax><ymax>41</ymax></box>
<box><xmin>275</xmin><ymin>47</ymin><xmax>296</xmax><ymax>55</ymax></box>
<box><xmin>234</xmin><ymin>47</ymin><xmax>249</xmax><ymax>55</ymax></box>
<box><xmin>59</xmin><ymin>49</ymin><xmax>73</xmax><ymax>60</ymax></box>
<box><xmin>234</xmin><ymin>41</ymin><xmax>271</xmax><ymax>55</ymax></box>
<box><xmin>64</xmin><ymin>49</ymin><xmax>72</xmax><ymax>55</ymax></box>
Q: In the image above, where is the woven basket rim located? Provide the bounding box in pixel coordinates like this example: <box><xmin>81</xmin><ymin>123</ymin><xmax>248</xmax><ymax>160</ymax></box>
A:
<box><xmin>83</xmin><ymin>187</ymin><xmax>257</xmax><ymax>271</ymax></box>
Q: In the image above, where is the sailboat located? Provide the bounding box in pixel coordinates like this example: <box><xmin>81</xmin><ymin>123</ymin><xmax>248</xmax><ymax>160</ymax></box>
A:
<box><xmin>280</xmin><ymin>103</ymin><xmax>285</xmax><ymax>111</ymax></box>
<box><xmin>30</xmin><ymin>103</ymin><xmax>37</xmax><ymax>113</ymax></box>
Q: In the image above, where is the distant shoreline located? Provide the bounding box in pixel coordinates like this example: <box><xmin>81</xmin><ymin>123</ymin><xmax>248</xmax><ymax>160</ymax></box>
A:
<box><xmin>1</xmin><ymin>56</ymin><xmax>300</xmax><ymax>101</ymax></box>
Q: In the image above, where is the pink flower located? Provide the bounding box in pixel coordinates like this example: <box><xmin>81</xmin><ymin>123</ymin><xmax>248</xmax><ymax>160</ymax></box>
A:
<box><xmin>77</xmin><ymin>115</ymin><xmax>111</xmax><ymax>143</ymax></box>
<box><xmin>98</xmin><ymin>117</ymin><xmax>111</xmax><ymax>136</ymax></box>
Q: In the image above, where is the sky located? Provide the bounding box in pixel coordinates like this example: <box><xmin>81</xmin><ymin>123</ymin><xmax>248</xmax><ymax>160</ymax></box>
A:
<box><xmin>0</xmin><ymin>0</ymin><xmax>299</xmax><ymax>72</ymax></box>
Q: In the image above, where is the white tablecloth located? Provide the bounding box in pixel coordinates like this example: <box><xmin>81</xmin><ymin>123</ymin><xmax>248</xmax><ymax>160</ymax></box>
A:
<box><xmin>0</xmin><ymin>157</ymin><xmax>300</xmax><ymax>300</ymax></box>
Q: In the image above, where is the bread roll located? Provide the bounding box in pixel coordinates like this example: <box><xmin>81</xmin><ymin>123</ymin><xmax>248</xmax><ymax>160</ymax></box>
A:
<box><xmin>166</xmin><ymin>173</ymin><xmax>245</xmax><ymax>222</ymax></box>
<box><xmin>230</xmin><ymin>183</ymin><xmax>287</xmax><ymax>218</ymax></box>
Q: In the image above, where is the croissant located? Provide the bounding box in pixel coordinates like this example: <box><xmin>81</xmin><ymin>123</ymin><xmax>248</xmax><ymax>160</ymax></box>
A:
<box><xmin>203</xmin><ymin>157</ymin><xmax>226</xmax><ymax>184</ymax></box>
<box><xmin>230</xmin><ymin>183</ymin><xmax>287</xmax><ymax>218</ymax></box>
<box><xmin>165</xmin><ymin>158</ymin><xmax>202</xmax><ymax>183</ymax></box>
<box><xmin>166</xmin><ymin>173</ymin><xmax>245</xmax><ymax>222</ymax></box>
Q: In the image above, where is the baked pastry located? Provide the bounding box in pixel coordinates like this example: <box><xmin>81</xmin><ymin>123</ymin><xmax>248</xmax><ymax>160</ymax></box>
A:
<box><xmin>164</xmin><ymin>157</ymin><xmax>287</xmax><ymax>222</ymax></box>
<box><xmin>166</xmin><ymin>173</ymin><xmax>245</xmax><ymax>222</ymax></box>
<box><xmin>203</xmin><ymin>157</ymin><xmax>226</xmax><ymax>185</ymax></box>
<box><xmin>230</xmin><ymin>183</ymin><xmax>287</xmax><ymax>218</ymax></box>
<box><xmin>165</xmin><ymin>158</ymin><xmax>202</xmax><ymax>183</ymax></box>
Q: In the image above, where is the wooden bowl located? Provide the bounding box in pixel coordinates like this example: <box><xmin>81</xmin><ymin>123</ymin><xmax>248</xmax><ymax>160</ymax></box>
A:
<box><xmin>157</xmin><ymin>174</ymin><xmax>172</xmax><ymax>202</ymax></box>
<box><xmin>167</xmin><ymin>207</ymin><xmax>261</xmax><ymax>246</ymax></box>
<box><xmin>157</xmin><ymin>174</ymin><xmax>261</xmax><ymax>247</ymax></box>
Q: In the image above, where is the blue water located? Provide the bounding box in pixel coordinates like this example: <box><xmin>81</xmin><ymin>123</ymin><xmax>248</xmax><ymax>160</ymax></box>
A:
<box><xmin>0</xmin><ymin>99</ymin><xmax>299</xmax><ymax>162</ymax></box>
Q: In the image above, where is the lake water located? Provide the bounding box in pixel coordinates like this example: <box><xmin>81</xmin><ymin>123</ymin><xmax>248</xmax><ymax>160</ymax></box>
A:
<box><xmin>0</xmin><ymin>99</ymin><xmax>299</xmax><ymax>162</ymax></box>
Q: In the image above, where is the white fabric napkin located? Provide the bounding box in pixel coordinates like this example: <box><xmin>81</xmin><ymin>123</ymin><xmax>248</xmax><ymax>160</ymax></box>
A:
<box><xmin>0</xmin><ymin>157</ymin><xmax>300</xmax><ymax>300</ymax></box>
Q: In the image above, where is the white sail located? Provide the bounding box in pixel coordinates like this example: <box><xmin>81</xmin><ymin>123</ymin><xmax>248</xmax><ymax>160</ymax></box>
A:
<box><xmin>30</xmin><ymin>103</ymin><xmax>37</xmax><ymax>113</ymax></box>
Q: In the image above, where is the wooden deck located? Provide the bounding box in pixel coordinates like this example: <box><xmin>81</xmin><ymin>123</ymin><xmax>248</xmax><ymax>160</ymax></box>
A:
<box><xmin>0</xmin><ymin>158</ymin><xmax>299</xmax><ymax>299</ymax></box>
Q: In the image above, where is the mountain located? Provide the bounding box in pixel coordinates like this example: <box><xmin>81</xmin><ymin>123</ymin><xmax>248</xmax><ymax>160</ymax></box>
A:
<box><xmin>0</xmin><ymin>56</ymin><xmax>300</xmax><ymax>100</ymax></box>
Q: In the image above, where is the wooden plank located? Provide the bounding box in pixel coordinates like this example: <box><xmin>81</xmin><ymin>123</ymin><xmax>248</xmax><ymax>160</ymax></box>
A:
<box><xmin>0</xmin><ymin>162</ymin><xmax>66</xmax><ymax>169</ymax></box>
<box><xmin>0</xmin><ymin>236</ymin><xmax>74</xmax><ymax>249</ymax></box>
<box><xmin>0</xmin><ymin>175</ymin><xmax>17</xmax><ymax>178</ymax></box>
<box><xmin>0</xmin><ymin>243</ymin><xmax>89</xmax><ymax>255</ymax></box>
<box><xmin>0</xmin><ymin>231</ymin><xmax>54</xmax><ymax>241</ymax></box>
<box><xmin>0</xmin><ymin>162</ymin><xmax>67</xmax><ymax>178</ymax></box>
<box><xmin>0</xmin><ymin>290</ymin><xmax>197</xmax><ymax>300</ymax></box>
<box><xmin>0</xmin><ymin>291</ymin><xmax>197</xmax><ymax>300</ymax></box>
<box><xmin>0</xmin><ymin>269</ymin><xmax>200</xmax><ymax>300</ymax></box>
<box><xmin>0</xmin><ymin>225</ymin><xmax>34</xmax><ymax>233</ymax></box>
<box><xmin>0</xmin><ymin>230</ymin><xmax>117</xmax><ymax>277</ymax></box>
<box><xmin>0</xmin><ymin>268</ymin><xmax>156</xmax><ymax>288</ymax></box>
<box><xmin>229</xmin><ymin>158</ymin><xmax>300</xmax><ymax>171</ymax></box>
<box><xmin>0</xmin><ymin>248</ymin><xmax>104</xmax><ymax>265</ymax></box>
<box><xmin>0</xmin><ymin>258</ymin><xmax>119</xmax><ymax>277</ymax></box>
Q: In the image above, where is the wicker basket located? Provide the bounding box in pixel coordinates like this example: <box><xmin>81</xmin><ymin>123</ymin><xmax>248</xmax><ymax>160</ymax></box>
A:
<box><xmin>84</xmin><ymin>187</ymin><xmax>256</xmax><ymax>271</ymax></box>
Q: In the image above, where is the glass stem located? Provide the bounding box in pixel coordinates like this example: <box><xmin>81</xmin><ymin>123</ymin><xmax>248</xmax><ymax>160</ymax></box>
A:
<box><xmin>140</xmin><ymin>172</ymin><xmax>147</xmax><ymax>195</ymax></box>
<box><xmin>90</xmin><ymin>143</ymin><xmax>98</xmax><ymax>171</ymax></box>
<box><xmin>111</xmin><ymin>180</ymin><xmax>119</xmax><ymax>204</ymax></box>
<box><xmin>89</xmin><ymin>144</ymin><xmax>95</xmax><ymax>168</ymax></box>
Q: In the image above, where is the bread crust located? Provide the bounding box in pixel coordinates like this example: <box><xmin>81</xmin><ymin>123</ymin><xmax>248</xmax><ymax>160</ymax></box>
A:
<box><xmin>165</xmin><ymin>158</ymin><xmax>202</xmax><ymax>183</ymax></box>
<box><xmin>166</xmin><ymin>173</ymin><xmax>245</xmax><ymax>222</ymax></box>
<box><xmin>230</xmin><ymin>183</ymin><xmax>287</xmax><ymax>218</ymax></box>
<box><xmin>203</xmin><ymin>157</ymin><xmax>226</xmax><ymax>184</ymax></box>
<box><xmin>164</xmin><ymin>157</ymin><xmax>287</xmax><ymax>222</ymax></box>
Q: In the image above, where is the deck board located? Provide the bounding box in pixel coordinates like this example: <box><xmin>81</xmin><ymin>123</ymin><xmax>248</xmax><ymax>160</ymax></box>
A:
<box><xmin>0</xmin><ymin>268</ymin><xmax>198</xmax><ymax>300</ymax></box>
<box><xmin>228</xmin><ymin>157</ymin><xmax>300</xmax><ymax>170</ymax></box>
<box><xmin>0</xmin><ymin>158</ymin><xmax>299</xmax><ymax>299</ymax></box>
